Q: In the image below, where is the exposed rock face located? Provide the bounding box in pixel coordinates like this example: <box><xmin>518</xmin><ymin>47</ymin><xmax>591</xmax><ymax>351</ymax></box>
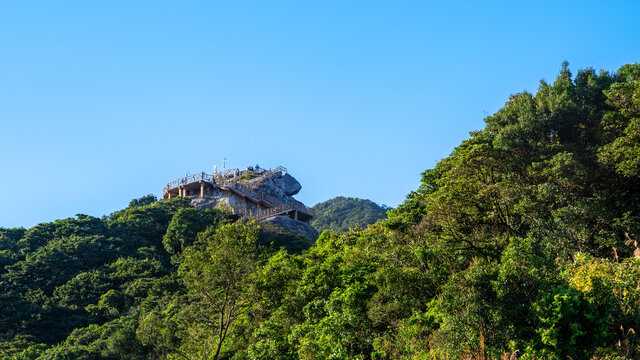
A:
<box><xmin>273</xmin><ymin>173</ymin><xmax>302</xmax><ymax>196</ymax></box>
<box><xmin>182</xmin><ymin>169</ymin><xmax>315</xmax><ymax>239</ymax></box>
<box><xmin>262</xmin><ymin>215</ymin><xmax>318</xmax><ymax>240</ymax></box>
<box><xmin>246</xmin><ymin>172</ymin><xmax>301</xmax><ymax>198</ymax></box>
<box><xmin>190</xmin><ymin>192</ymin><xmax>257</xmax><ymax>214</ymax></box>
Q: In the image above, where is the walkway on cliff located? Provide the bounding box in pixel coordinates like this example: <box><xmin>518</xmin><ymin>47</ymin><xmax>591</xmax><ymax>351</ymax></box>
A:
<box><xmin>162</xmin><ymin>167</ymin><xmax>312</xmax><ymax>222</ymax></box>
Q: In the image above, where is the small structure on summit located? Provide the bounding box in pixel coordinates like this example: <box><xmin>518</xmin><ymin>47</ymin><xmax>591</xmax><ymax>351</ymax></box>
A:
<box><xmin>163</xmin><ymin>166</ymin><xmax>315</xmax><ymax>237</ymax></box>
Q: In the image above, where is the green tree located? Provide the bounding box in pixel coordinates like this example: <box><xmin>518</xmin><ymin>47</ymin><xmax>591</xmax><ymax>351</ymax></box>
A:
<box><xmin>128</xmin><ymin>194</ymin><xmax>158</xmax><ymax>208</ymax></box>
<box><xmin>163</xmin><ymin>207</ymin><xmax>226</xmax><ymax>255</ymax></box>
<box><xmin>176</xmin><ymin>221</ymin><xmax>264</xmax><ymax>359</ymax></box>
<box><xmin>310</xmin><ymin>197</ymin><xmax>389</xmax><ymax>232</ymax></box>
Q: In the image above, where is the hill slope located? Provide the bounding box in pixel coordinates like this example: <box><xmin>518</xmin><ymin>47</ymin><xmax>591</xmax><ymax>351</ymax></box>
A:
<box><xmin>309</xmin><ymin>197</ymin><xmax>389</xmax><ymax>232</ymax></box>
<box><xmin>0</xmin><ymin>197</ymin><xmax>311</xmax><ymax>359</ymax></box>
<box><xmin>1</xmin><ymin>63</ymin><xmax>639</xmax><ymax>359</ymax></box>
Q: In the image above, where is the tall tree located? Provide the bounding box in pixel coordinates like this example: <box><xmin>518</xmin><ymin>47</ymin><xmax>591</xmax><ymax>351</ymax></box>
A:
<box><xmin>177</xmin><ymin>221</ymin><xmax>264</xmax><ymax>360</ymax></box>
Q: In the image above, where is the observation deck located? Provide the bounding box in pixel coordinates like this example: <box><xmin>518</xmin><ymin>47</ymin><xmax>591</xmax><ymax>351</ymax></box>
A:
<box><xmin>162</xmin><ymin>167</ymin><xmax>312</xmax><ymax>223</ymax></box>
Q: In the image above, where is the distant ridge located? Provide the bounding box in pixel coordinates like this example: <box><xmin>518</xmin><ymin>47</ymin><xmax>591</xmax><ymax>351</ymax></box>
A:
<box><xmin>309</xmin><ymin>196</ymin><xmax>389</xmax><ymax>232</ymax></box>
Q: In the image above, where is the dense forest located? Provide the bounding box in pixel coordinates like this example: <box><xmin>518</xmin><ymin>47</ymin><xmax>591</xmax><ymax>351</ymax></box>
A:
<box><xmin>1</xmin><ymin>62</ymin><xmax>639</xmax><ymax>359</ymax></box>
<box><xmin>309</xmin><ymin>197</ymin><xmax>389</xmax><ymax>232</ymax></box>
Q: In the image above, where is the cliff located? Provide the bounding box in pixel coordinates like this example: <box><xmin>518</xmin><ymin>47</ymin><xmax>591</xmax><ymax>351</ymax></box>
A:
<box><xmin>166</xmin><ymin>167</ymin><xmax>317</xmax><ymax>239</ymax></box>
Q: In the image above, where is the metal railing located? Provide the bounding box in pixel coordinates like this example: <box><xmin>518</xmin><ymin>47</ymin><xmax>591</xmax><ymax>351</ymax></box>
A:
<box><xmin>163</xmin><ymin>166</ymin><xmax>287</xmax><ymax>195</ymax></box>
<box><xmin>225</xmin><ymin>183</ymin><xmax>280</xmax><ymax>206</ymax></box>
<box><xmin>248</xmin><ymin>202</ymin><xmax>309</xmax><ymax>220</ymax></box>
<box><xmin>224</xmin><ymin>184</ymin><xmax>310</xmax><ymax>217</ymax></box>
<box><xmin>162</xmin><ymin>165</ymin><xmax>311</xmax><ymax>221</ymax></box>
<box><xmin>164</xmin><ymin>172</ymin><xmax>214</xmax><ymax>194</ymax></box>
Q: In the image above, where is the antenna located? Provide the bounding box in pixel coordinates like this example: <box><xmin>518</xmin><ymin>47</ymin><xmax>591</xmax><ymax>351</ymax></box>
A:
<box><xmin>223</xmin><ymin>157</ymin><xmax>226</xmax><ymax>170</ymax></box>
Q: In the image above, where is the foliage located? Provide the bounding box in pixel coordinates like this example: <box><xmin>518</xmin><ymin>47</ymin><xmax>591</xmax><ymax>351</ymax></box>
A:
<box><xmin>174</xmin><ymin>221</ymin><xmax>265</xmax><ymax>359</ymax></box>
<box><xmin>0</xmin><ymin>197</ymin><xmax>227</xmax><ymax>358</ymax></box>
<box><xmin>162</xmin><ymin>207</ymin><xmax>226</xmax><ymax>255</ymax></box>
<box><xmin>309</xmin><ymin>196</ymin><xmax>389</xmax><ymax>232</ymax></box>
<box><xmin>128</xmin><ymin>194</ymin><xmax>158</xmax><ymax>208</ymax></box>
<box><xmin>1</xmin><ymin>63</ymin><xmax>640</xmax><ymax>359</ymax></box>
<box><xmin>239</xmin><ymin>170</ymin><xmax>259</xmax><ymax>182</ymax></box>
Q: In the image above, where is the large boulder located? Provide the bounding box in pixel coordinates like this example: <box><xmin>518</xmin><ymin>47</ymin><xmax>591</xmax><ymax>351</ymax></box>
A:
<box><xmin>261</xmin><ymin>215</ymin><xmax>318</xmax><ymax>240</ymax></box>
<box><xmin>247</xmin><ymin>172</ymin><xmax>302</xmax><ymax>199</ymax></box>
<box><xmin>272</xmin><ymin>173</ymin><xmax>302</xmax><ymax>196</ymax></box>
<box><xmin>189</xmin><ymin>169</ymin><xmax>310</xmax><ymax>228</ymax></box>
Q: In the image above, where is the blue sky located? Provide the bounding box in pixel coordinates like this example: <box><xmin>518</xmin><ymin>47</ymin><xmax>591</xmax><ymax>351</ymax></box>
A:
<box><xmin>1</xmin><ymin>1</ymin><xmax>639</xmax><ymax>228</ymax></box>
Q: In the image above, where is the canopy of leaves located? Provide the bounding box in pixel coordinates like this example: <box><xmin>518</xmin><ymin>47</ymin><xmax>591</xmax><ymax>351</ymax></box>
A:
<box><xmin>309</xmin><ymin>197</ymin><xmax>389</xmax><ymax>232</ymax></box>
<box><xmin>2</xmin><ymin>63</ymin><xmax>640</xmax><ymax>359</ymax></box>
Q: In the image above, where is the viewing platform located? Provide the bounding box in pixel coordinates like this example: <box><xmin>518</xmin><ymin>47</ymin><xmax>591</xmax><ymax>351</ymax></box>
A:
<box><xmin>162</xmin><ymin>166</ymin><xmax>312</xmax><ymax>223</ymax></box>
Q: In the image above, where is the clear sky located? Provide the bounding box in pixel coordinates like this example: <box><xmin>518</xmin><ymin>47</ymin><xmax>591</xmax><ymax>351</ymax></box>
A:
<box><xmin>1</xmin><ymin>1</ymin><xmax>639</xmax><ymax>228</ymax></box>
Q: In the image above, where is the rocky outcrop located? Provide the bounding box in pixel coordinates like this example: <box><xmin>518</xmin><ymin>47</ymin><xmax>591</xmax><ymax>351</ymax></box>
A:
<box><xmin>273</xmin><ymin>173</ymin><xmax>302</xmax><ymax>196</ymax></box>
<box><xmin>183</xmin><ymin>168</ymin><xmax>315</xmax><ymax>239</ymax></box>
<box><xmin>261</xmin><ymin>215</ymin><xmax>318</xmax><ymax>240</ymax></box>
<box><xmin>246</xmin><ymin>172</ymin><xmax>301</xmax><ymax>198</ymax></box>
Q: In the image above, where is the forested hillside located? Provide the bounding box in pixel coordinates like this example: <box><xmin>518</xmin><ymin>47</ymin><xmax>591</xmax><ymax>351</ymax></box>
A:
<box><xmin>309</xmin><ymin>197</ymin><xmax>389</xmax><ymax>232</ymax></box>
<box><xmin>1</xmin><ymin>62</ymin><xmax>640</xmax><ymax>359</ymax></box>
